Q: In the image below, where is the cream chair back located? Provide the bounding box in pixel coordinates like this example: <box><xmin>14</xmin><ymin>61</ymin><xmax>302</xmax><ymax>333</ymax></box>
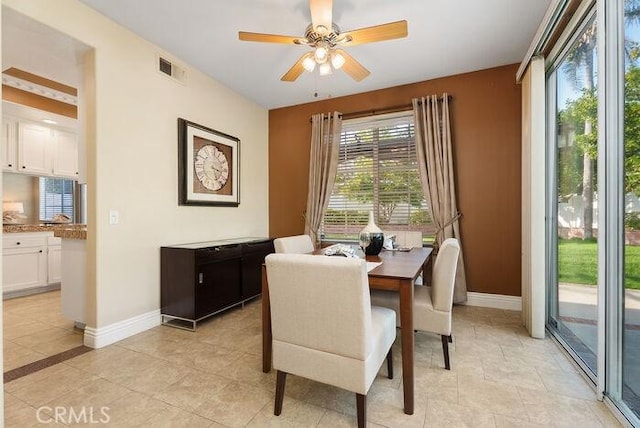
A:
<box><xmin>273</xmin><ymin>234</ymin><xmax>314</xmax><ymax>254</ymax></box>
<box><xmin>383</xmin><ymin>231</ymin><xmax>423</xmax><ymax>248</ymax></box>
<box><xmin>266</xmin><ymin>253</ymin><xmax>372</xmax><ymax>360</ymax></box>
<box><xmin>431</xmin><ymin>238</ymin><xmax>461</xmax><ymax>312</ymax></box>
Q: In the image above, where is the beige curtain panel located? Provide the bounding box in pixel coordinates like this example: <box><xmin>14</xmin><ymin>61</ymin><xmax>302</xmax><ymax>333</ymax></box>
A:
<box><xmin>413</xmin><ymin>95</ymin><xmax>467</xmax><ymax>303</ymax></box>
<box><xmin>304</xmin><ymin>112</ymin><xmax>342</xmax><ymax>246</ymax></box>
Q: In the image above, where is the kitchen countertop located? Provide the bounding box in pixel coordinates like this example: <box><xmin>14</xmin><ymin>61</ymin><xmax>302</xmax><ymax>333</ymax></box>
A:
<box><xmin>3</xmin><ymin>223</ymin><xmax>87</xmax><ymax>239</ymax></box>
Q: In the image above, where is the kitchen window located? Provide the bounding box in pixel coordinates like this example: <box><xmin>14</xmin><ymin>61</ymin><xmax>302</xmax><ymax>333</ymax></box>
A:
<box><xmin>321</xmin><ymin>111</ymin><xmax>433</xmax><ymax>242</ymax></box>
<box><xmin>39</xmin><ymin>177</ymin><xmax>74</xmax><ymax>222</ymax></box>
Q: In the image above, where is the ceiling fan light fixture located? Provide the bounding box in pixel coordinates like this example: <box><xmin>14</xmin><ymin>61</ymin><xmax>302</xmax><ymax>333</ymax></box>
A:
<box><xmin>319</xmin><ymin>62</ymin><xmax>332</xmax><ymax>76</ymax></box>
<box><xmin>302</xmin><ymin>54</ymin><xmax>316</xmax><ymax>72</ymax></box>
<box><xmin>314</xmin><ymin>45</ymin><xmax>328</xmax><ymax>63</ymax></box>
<box><xmin>331</xmin><ymin>51</ymin><xmax>345</xmax><ymax>70</ymax></box>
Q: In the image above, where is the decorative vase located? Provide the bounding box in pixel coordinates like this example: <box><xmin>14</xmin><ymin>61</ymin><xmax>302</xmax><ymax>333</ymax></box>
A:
<box><xmin>359</xmin><ymin>211</ymin><xmax>384</xmax><ymax>256</ymax></box>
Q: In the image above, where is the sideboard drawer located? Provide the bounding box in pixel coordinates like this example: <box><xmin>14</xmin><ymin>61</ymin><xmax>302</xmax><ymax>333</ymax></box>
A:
<box><xmin>196</xmin><ymin>244</ymin><xmax>242</xmax><ymax>264</ymax></box>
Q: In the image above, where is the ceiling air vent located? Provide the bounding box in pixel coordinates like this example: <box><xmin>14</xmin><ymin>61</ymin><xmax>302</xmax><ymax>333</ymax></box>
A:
<box><xmin>157</xmin><ymin>55</ymin><xmax>187</xmax><ymax>84</ymax></box>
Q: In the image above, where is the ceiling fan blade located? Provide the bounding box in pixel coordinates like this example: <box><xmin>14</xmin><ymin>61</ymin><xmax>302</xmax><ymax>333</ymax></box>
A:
<box><xmin>239</xmin><ymin>31</ymin><xmax>302</xmax><ymax>44</ymax></box>
<box><xmin>281</xmin><ymin>53</ymin><xmax>308</xmax><ymax>82</ymax></box>
<box><xmin>310</xmin><ymin>0</ymin><xmax>333</xmax><ymax>34</ymax></box>
<box><xmin>335</xmin><ymin>49</ymin><xmax>370</xmax><ymax>82</ymax></box>
<box><xmin>340</xmin><ymin>20</ymin><xmax>408</xmax><ymax>46</ymax></box>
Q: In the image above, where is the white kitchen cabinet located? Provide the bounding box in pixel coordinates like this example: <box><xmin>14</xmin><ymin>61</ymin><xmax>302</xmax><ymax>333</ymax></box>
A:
<box><xmin>18</xmin><ymin>121</ymin><xmax>51</xmax><ymax>175</ymax></box>
<box><xmin>52</xmin><ymin>130</ymin><xmax>78</xmax><ymax>178</ymax></box>
<box><xmin>47</xmin><ymin>236</ymin><xmax>62</xmax><ymax>284</ymax></box>
<box><xmin>10</xmin><ymin>118</ymin><xmax>78</xmax><ymax>179</ymax></box>
<box><xmin>2</xmin><ymin>116</ymin><xmax>17</xmax><ymax>171</ymax></box>
<box><xmin>3</xmin><ymin>233</ymin><xmax>48</xmax><ymax>293</ymax></box>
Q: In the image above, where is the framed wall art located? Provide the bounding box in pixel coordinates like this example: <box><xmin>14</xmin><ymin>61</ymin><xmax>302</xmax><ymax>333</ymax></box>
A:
<box><xmin>178</xmin><ymin>118</ymin><xmax>240</xmax><ymax>206</ymax></box>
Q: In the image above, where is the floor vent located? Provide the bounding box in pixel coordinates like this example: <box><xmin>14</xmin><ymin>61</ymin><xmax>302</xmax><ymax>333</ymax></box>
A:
<box><xmin>157</xmin><ymin>55</ymin><xmax>187</xmax><ymax>84</ymax></box>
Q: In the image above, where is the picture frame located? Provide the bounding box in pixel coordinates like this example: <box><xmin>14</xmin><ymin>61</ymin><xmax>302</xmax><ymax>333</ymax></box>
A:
<box><xmin>178</xmin><ymin>118</ymin><xmax>240</xmax><ymax>206</ymax></box>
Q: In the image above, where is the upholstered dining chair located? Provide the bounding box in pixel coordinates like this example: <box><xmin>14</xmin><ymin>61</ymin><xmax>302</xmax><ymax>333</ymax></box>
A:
<box><xmin>370</xmin><ymin>238</ymin><xmax>461</xmax><ymax>370</ymax></box>
<box><xmin>383</xmin><ymin>230</ymin><xmax>425</xmax><ymax>284</ymax></box>
<box><xmin>383</xmin><ymin>230</ymin><xmax>424</xmax><ymax>250</ymax></box>
<box><xmin>265</xmin><ymin>253</ymin><xmax>397</xmax><ymax>428</ymax></box>
<box><xmin>273</xmin><ymin>234</ymin><xmax>315</xmax><ymax>254</ymax></box>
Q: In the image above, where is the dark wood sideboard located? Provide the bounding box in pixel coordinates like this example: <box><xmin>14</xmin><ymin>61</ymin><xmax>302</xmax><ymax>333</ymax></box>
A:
<box><xmin>161</xmin><ymin>237</ymin><xmax>274</xmax><ymax>330</ymax></box>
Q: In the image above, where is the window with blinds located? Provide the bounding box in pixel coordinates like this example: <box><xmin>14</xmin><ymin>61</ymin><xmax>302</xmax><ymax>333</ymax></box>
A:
<box><xmin>321</xmin><ymin>112</ymin><xmax>434</xmax><ymax>242</ymax></box>
<box><xmin>39</xmin><ymin>177</ymin><xmax>74</xmax><ymax>222</ymax></box>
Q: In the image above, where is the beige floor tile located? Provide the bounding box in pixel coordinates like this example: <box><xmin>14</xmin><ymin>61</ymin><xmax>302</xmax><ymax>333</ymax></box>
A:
<box><xmin>473</xmin><ymin>325</ymin><xmax>525</xmax><ymax>347</ymax></box>
<box><xmin>192</xmin><ymin>381</ymin><xmax>274</xmax><ymax>427</ymax></box>
<box><xmin>425</xmin><ymin>398</ymin><xmax>496</xmax><ymax>427</ymax></box>
<box><xmin>436</xmin><ymin>352</ymin><xmax>484</xmax><ymax>380</ymax></box>
<box><xmin>414</xmin><ymin>366</ymin><xmax>459</xmax><ymax>404</ymax></box>
<box><xmin>317</xmin><ymin>408</ymin><xmax>386</xmax><ymax>427</ymax></box>
<box><xmin>458</xmin><ymin>375</ymin><xmax>528</xmax><ymax>420</ymax></box>
<box><xmin>367</xmin><ymin>384</ymin><xmax>427</xmax><ymax>428</ymax></box>
<box><xmin>494</xmin><ymin>414</ymin><xmax>546</xmax><ymax>428</ymax></box>
<box><xmin>301</xmin><ymin>380</ymin><xmax>358</xmax><ymax>416</ymax></box>
<box><xmin>145</xmin><ymin>405</ymin><xmax>218</xmax><ymax>427</ymax></box>
<box><xmin>536</xmin><ymin>366</ymin><xmax>598</xmax><ymax>401</ymax></box>
<box><xmin>246</xmin><ymin>396</ymin><xmax>326</xmax><ymax>427</ymax></box>
<box><xmin>74</xmin><ymin>390</ymin><xmax>171</xmax><ymax>427</ymax></box>
<box><xmin>481</xmin><ymin>358</ymin><xmax>546</xmax><ymax>391</ymax></box>
<box><xmin>588</xmin><ymin>401</ymin><xmax>624</xmax><ymax>427</ymax></box>
<box><xmin>118</xmin><ymin>360</ymin><xmax>193</xmax><ymax>395</ymax></box>
<box><xmin>500</xmin><ymin>343</ymin><xmax>564</xmax><ymax>372</ymax></box>
<box><xmin>41</xmin><ymin>377</ymin><xmax>131</xmax><ymax>410</ymax></box>
<box><xmin>518</xmin><ymin>386</ymin><xmax>603</xmax><ymax>427</ymax></box>
<box><xmin>212</xmin><ymin>351</ymin><xmax>276</xmax><ymax>388</ymax></box>
<box><xmin>3</xmin><ymin>393</ymin><xmax>54</xmax><ymax>428</ymax></box>
<box><xmin>4</xmin><ymin>321</ymin><xmax>52</xmax><ymax>341</ymax></box>
<box><xmin>153</xmin><ymin>369</ymin><xmax>232</xmax><ymax>412</ymax></box>
<box><xmin>3</xmin><ymin>341</ymin><xmax>46</xmax><ymax>371</ymax></box>
<box><xmin>179</xmin><ymin>341</ymin><xmax>246</xmax><ymax>374</ymax></box>
<box><xmin>1</xmin><ymin>290</ymin><xmax>626</xmax><ymax>428</ymax></box>
<box><xmin>7</xmin><ymin>364</ymin><xmax>98</xmax><ymax>407</ymax></box>
<box><xmin>28</xmin><ymin>331</ymin><xmax>84</xmax><ymax>356</ymax></box>
<box><xmin>12</xmin><ymin>326</ymin><xmax>76</xmax><ymax>348</ymax></box>
<box><xmin>116</xmin><ymin>328</ymin><xmax>192</xmax><ymax>358</ymax></box>
<box><xmin>66</xmin><ymin>345</ymin><xmax>162</xmax><ymax>379</ymax></box>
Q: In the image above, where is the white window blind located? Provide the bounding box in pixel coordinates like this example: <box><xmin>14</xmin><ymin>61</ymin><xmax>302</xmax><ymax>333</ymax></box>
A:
<box><xmin>39</xmin><ymin>177</ymin><xmax>74</xmax><ymax>222</ymax></box>
<box><xmin>321</xmin><ymin>112</ymin><xmax>434</xmax><ymax>241</ymax></box>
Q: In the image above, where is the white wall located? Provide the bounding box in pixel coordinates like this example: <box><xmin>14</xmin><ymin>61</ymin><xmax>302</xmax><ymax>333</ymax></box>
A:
<box><xmin>3</xmin><ymin>0</ymin><xmax>269</xmax><ymax>329</ymax></box>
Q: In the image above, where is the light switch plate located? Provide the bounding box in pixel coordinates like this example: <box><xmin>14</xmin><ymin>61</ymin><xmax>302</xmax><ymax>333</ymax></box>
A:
<box><xmin>109</xmin><ymin>209</ymin><xmax>119</xmax><ymax>225</ymax></box>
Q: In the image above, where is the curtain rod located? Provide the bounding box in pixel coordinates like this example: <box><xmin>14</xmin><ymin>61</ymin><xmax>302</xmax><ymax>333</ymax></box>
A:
<box><xmin>309</xmin><ymin>95</ymin><xmax>452</xmax><ymax>123</ymax></box>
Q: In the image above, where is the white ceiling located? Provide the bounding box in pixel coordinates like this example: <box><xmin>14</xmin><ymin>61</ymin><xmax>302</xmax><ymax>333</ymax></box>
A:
<box><xmin>14</xmin><ymin>1</ymin><xmax>552</xmax><ymax>110</ymax></box>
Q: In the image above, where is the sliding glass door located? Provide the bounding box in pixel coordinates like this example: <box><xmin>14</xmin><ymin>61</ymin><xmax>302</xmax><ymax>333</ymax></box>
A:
<box><xmin>543</xmin><ymin>1</ymin><xmax>640</xmax><ymax>424</ymax></box>
<box><xmin>548</xmin><ymin>15</ymin><xmax>599</xmax><ymax>378</ymax></box>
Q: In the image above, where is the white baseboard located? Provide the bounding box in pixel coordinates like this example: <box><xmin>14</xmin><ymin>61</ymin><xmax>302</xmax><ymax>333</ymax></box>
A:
<box><xmin>83</xmin><ymin>309</ymin><xmax>161</xmax><ymax>349</ymax></box>
<box><xmin>465</xmin><ymin>292</ymin><xmax>522</xmax><ymax>311</ymax></box>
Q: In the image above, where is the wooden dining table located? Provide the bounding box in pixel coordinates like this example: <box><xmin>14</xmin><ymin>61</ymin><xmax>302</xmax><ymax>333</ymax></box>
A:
<box><xmin>261</xmin><ymin>246</ymin><xmax>433</xmax><ymax>415</ymax></box>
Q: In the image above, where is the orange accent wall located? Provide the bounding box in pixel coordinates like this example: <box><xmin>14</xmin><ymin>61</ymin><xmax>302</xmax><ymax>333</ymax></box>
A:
<box><xmin>269</xmin><ymin>64</ymin><xmax>522</xmax><ymax>297</ymax></box>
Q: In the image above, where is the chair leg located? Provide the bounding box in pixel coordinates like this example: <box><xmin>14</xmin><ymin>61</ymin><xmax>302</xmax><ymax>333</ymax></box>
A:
<box><xmin>356</xmin><ymin>393</ymin><xmax>366</xmax><ymax>428</ymax></box>
<box><xmin>448</xmin><ymin>334</ymin><xmax>453</xmax><ymax>343</ymax></box>
<box><xmin>274</xmin><ymin>370</ymin><xmax>287</xmax><ymax>415</ymax></box>
<box><xmin>386</xmin><ymin>347</ymin><xmax>394</xmax><ymax>379</ymax></box>
<box><xmin>441</xmin><ymin>335</ymin><xmax>451</xmax><ymax>370</ymax></box>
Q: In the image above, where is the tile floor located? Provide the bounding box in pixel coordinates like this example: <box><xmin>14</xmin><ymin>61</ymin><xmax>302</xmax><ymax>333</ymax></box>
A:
<box><xmin>3</xmin><ymin>291</ymin><xmax>623</xmax><ymax>427</ymax></box>
<box><xmin>3</xmin><ymin>291</ymin><xmax>83</xmax><ymax>372</ymax></box>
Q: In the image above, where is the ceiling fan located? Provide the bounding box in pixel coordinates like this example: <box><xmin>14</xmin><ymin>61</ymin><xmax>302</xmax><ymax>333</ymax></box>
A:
<box><xmin>238</xmin><ymin>0</ymin><xmax>408</xmax><ymax>82</ymax></box>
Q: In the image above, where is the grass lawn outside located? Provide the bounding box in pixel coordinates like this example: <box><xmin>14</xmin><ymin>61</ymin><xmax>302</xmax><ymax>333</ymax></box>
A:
<box><xmin>558</xmin><ymin>238</ymin><xmax>640</xmax><ymax>289</ymax></box>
